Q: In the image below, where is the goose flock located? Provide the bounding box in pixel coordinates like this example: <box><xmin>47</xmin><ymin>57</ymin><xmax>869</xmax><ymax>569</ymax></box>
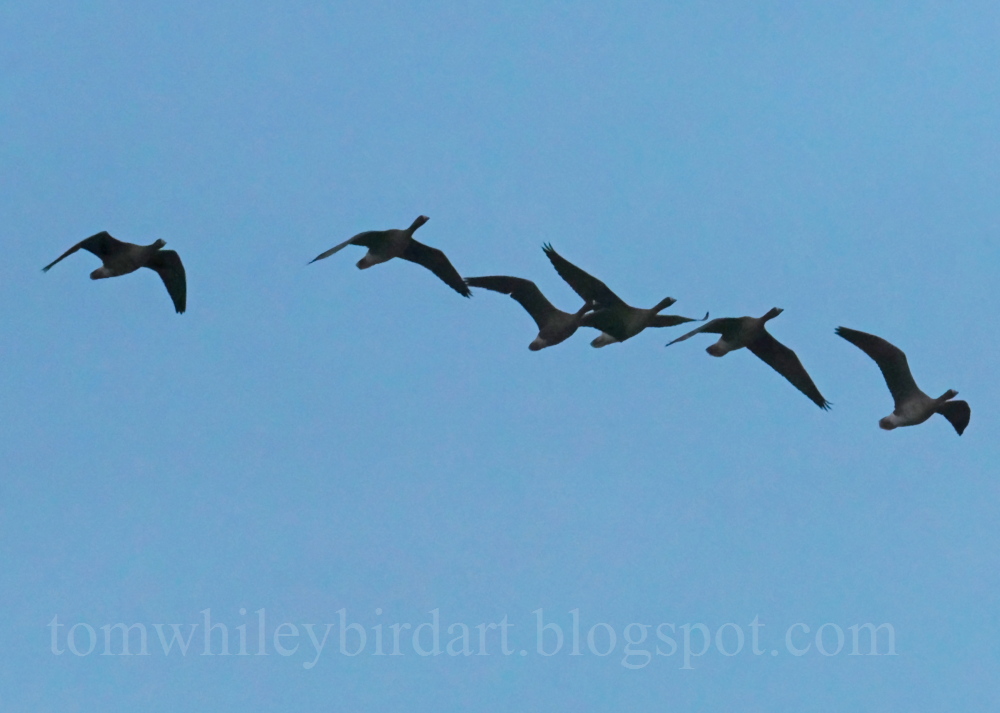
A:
<box><xmin>43</xmin><ymin>217</ymin><xmax>971</xmax><ymax>436</ymax></box>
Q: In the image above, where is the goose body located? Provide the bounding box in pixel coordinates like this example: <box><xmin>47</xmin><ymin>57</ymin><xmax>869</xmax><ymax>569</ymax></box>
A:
<box><xmin>542</xmin><ymin>244</ymin><xmax>704</xmax><ymax>347</ymax></box>
<box><xmin>42</xmin><ymin>231</ymin><xmax>187</xmax><ymax>313</ymax></box>
<box><xmin>666</xmin><ymin>308</ymin><xmax>830</xmax><ymax>410</ymax></box>
<box><xmin>310</xmin><ymin>215</ymin><xmax>470</xmax><ymax>297</ymax></box>
<box><xmin>835</xmin><ymin>326</ymin><xmax>970</xmax><ymax>435</ymax></box>
<box><xmin>465</xmin><ymin>275</ymin><xmax>592</xmax><ymax>350</ymax></box>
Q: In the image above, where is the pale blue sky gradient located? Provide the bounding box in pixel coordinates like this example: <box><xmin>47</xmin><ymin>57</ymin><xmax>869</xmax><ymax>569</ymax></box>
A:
<box><xmin>2</xmin><ymin>2</ymin><xmax>999</xmax><ymax>710</ymax></box>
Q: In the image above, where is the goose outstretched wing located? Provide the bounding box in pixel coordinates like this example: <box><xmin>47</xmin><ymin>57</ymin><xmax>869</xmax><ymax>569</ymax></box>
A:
<box><xmin>665</xmin><ymin>317</ymin><xmax>740</xmax><ymax>347</ymax></box>
<box><xmin>835</xmin><ymin>327</ymin><xmax>920</xmax><ymax>406</ymax></box>
<box><xmin>401</xmin><ymin>239</ymin><xmax>471</xmax><ymax>297</ymax></box>
<box><xmin>144</xmin><ymin>249</ymin><xmax>187</xmax><ymax>313</ymax></box>
<box><xmin>542</xmin><ymin>244</ymin><xmax>623</xmax><ymax>308</ymax></box>
<box><xmin>465</xmin><ymin>276</ymin><xmax>558</xmax><ymax>328</ymax></box>
<box><xmin>748</xmin><ymin>331</ymin><xmax>831</xmax><ymax>410</ymax></box>
<box><xmin>43</xmin><ymin>231</ymin><xmax>126</xmax><ymax>272</ymax></box>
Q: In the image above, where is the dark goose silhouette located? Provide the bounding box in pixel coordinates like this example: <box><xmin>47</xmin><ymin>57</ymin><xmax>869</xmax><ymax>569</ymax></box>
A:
<box><xmin>836</xmin><ymin>326</ymin><xmax>970</xmax><ymax>435</ymax></box>
<box><xmin>310</xmin><ymin>215</ymin><xmax>470</xmax><ymax>297</ymax></box>
<box><xmin>42</xmin><ymin>231</ymin><xmax>186</xmax><ymax>313</ymax></box>
<box><xmin>542</xmin><ymin>244</ymin><xmax>705</xmax><ymax>347</ymax></box>
<box><xmin>465</xmin><ymin>275</ymin><xmax>593</xmax><ymax>350</ymax></box>
<box><xmin>666</xmin><ymin>308</ymin><xmax>830</xmax><ymax>410</ymax></box>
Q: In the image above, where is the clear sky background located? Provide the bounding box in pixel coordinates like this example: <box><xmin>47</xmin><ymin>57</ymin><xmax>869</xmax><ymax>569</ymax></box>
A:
<box><xmin>2</xmin><ymin>2</ymin><xmax>998</xmax><ymax>710</ymax></box>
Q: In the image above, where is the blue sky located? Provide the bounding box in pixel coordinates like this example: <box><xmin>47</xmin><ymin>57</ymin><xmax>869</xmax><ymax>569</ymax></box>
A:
<box><xmin>2</xmin><ymin>2</ymin><xmax>998</xmax><ymax>710</ymax></box>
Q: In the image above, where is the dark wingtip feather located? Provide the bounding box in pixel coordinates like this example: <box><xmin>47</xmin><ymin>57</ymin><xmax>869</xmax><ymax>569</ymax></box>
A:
<box><xmin>454</xmin><ymin>280</ymin><xmax>472</xmax><ymax>298</ymax></box>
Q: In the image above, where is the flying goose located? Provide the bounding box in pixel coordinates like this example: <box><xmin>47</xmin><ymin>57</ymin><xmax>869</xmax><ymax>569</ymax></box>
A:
<box><xmin>465</xmin><ymin>275</ymin><xmax>593</xmax><ymax>351</ymax></box>
<box><xmin>835</xmin><ymin>326</ymin><xmax>970</xmax><ymax>435</ymax></box>
<box><xmin>309</xmin><ymin>215</ymin><xmax>470</xmax><ymax>297</ymax></box>
<box><xmin>666</xmin><ymin>308</ymin><xmax>830</xmax><ymax>410</ymax></box>
<box><xmin>542</xmin><ymin>244</ymin><xmax>705</xmax><ymax>347</ymax></box>
<box><xmin>42</xmin><ymin>231</ymin><xmax>187</xmax><ymax>313</ymax></box>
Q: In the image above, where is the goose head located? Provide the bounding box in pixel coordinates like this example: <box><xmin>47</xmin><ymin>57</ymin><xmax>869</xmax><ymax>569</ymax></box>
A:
<box><xmin>90</xmin><ymin>266</ymin><xmax>112</xmax><ymax>280</ymax></box>
<box><xmin>937</xmin><ymin>389</ymin><xmax>958</xmax><ymax>403</ymax></box>
<box><xmin>761</xmin><ymin>307</ymin><xmax>784</xmax><ymax>322</ymax></box>
<box><xmin>529</xmin><ymin>337</ymin><xmax>547</xmax><ymax>351</ymax></box>
<box><xmin>652</xmin><ymin>297</ymin><xmax>677</xmax><ymax>313</ymax></box>
<box><xmin>408</xmin><ymin>215</ymin><xmax>430</xmax><ymax>234</ymax></box>
<box><xmin>153</xmin><ymin>239</ymin><xmax>167</xmax><ymax>249</ymax></box>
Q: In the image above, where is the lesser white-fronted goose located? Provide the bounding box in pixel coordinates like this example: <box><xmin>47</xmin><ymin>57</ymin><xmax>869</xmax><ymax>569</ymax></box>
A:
<box><xmin>309</xmin><ymin>215</ymin><xmax>470</xmax><ymax>297</ymax></box>
<box><xmin>666</xmin><ymin>308</ymin><xmax>830</xmax><ymax>410</ymax></box>
<box><xmin>42</xmin><ymin>231</ymin><xmax>187</xmax><ymax>313</ymax></box>
<box><xmin>465</xmin><ymin>275</ymin><xmax>593</xmax><ymax>351</ymax></box>
<box><xmin>542</xmin><ymin>244</ymin><xmax>705</xmax><ymax>347</ymax></box>
<box><xmin>835</xmin><ymin>326</ymin><xmax>970</xmax><ymax>435</ymax></box>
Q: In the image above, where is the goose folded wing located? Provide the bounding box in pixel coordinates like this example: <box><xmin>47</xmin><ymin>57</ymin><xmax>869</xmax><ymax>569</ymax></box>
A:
<box><xmin>747</xmin><ymin>332</ymin><xmax>831</xmax><ymax>409</ymax></box>
<box><xmin>542</xmin><ymin>244</ymin><xmax>622</xmax><ymax>308</ymax></box>
<box><xmin>465</xmin><ymin>276</ymin><xmax>556</xmax><ymax>328</ymax></box>
<box><xmin>835</xmin><ymin>327</ymin><xmax>919</xmax><ymax>406</ymax></box>
<box><xmin>401</xmin><ymin>239</ymin><xmax>471</xmax><ymax>297</ymax></box>
<box><xmin>144</xmin><ymin>249</ymin><xmax>187</xmax><ymax>313</ymax></box>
